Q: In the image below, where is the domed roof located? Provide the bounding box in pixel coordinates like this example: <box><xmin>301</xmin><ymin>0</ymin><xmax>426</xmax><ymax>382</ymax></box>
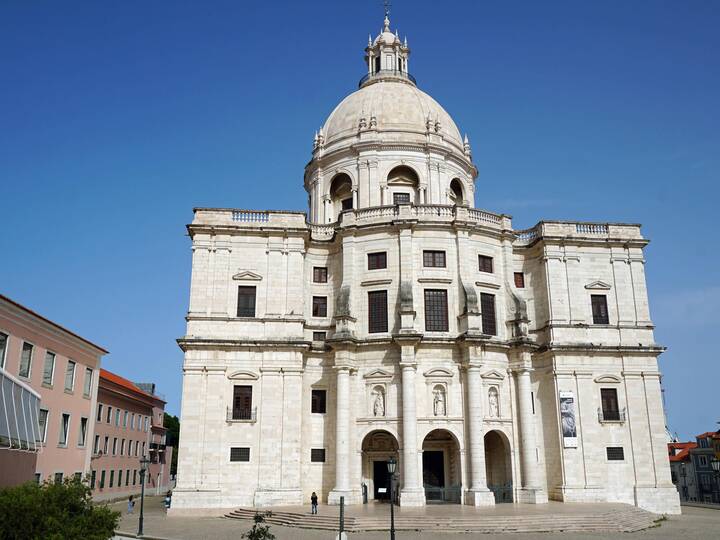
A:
<box><xmin>322</xmin><ymin>80</ymin><xmax>463</xmax><ymax>147</ymax></box>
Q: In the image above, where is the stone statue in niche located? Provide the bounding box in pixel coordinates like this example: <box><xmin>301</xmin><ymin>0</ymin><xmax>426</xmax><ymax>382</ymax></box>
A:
<box><xmin>373</xmin><ymin>388</ymin><xmax>385</xmax><ymax>417</ymax></box>
<box><xmin>433</xmin><ymin>387</ymin><xmax>446</xmax><ymax>416</ymax></box>
<box><xmin>488</xmin><ymin>387</ymin><xmax>499</xmax><ymax>418</ymax></box>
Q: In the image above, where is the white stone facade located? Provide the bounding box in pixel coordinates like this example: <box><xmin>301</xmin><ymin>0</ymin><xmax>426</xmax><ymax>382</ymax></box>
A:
<box><xmin>172</xmin><ymin>16</ymin><xmax>680</xmax><ymax>515</ymax></box>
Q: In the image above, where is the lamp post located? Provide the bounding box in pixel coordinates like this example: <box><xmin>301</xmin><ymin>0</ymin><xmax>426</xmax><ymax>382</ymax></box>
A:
<box><xmin>387</xmin><ymin>457</ymin><xmax>397</xmax><ymax>540</ymax></box>
<box><xmin>138</xmin><ymin>454</ymin><xmax>151</xmax><ymax>537</ymax></box>
<box><xmin>711</xmin><ymin>457</ymin><xmax>720</xmax><ymax>504</ymax></box>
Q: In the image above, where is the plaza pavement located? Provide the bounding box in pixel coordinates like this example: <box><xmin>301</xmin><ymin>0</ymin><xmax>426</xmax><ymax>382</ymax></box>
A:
<box><xmin>112</xmin><ymin>496</ymin><xmax>720</xmax><ymax>540</ymax></box>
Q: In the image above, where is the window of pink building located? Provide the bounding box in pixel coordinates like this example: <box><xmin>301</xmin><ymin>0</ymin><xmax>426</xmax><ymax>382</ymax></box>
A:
<box><xmin>19</xmin><ymin>342</ymin><xmax>33</xmax><ymax>378</ymax></box>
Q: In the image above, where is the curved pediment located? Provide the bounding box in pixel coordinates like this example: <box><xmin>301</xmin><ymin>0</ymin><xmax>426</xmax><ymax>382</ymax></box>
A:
<box><xmin>363</xmin><ymin>368</ymin><xmax>393</xmax><ymax>380</ymax></box>
<box><xmin>585</xmin><ymin>280</ymin><xmax>611</xmax><ymax>290</ymax></box>
<box><xmin>232</xmin><ymin>270</ymin><xmax>263</xmax><ymax>281</ymax></box>
<box><xmin>423</xmin><ymin>368</ymin><xmax>453</xmax><ymax>378</ymax></box>
<box><xmin>228</xmin><ymin>370</ymin><xmax>259</xmax><ymax>380</ymax></box>
<box><xmin>481</xmin><ymin>369</ymin><xmax>506</xmax><ymax>381</ymax></box>
<box><xmin>594</xmin><ymin>374</ymin><xmax>621</xmax><ymax>384</ymax></box>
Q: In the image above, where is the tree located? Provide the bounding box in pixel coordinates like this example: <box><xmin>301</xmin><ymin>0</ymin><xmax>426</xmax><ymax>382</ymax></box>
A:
<box><xmin>0</xmin><ymin>477</ymin><xmax>120</xmax><ymax>540</ymax></box>
<box><xmin>241</xmin><ymin>512</ymin><xmax>276</xmax><ymax>540</ymax></box>
<box><xmin>164</xmin><ymin>412</ymin><xmax>180</xmax><ymax>476</ymax></box>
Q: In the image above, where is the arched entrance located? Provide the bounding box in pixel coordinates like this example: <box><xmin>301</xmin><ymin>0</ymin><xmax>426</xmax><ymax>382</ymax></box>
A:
<box><xmin>422</xmin><ymin>429</ymin><xmax>462</xmax><ymax>503</ymax></box>
<box><xmin>361</xmin><ymin>430</ymin><xmax>399</xmax><ymax>502</ymax></box>
<box><xmin>329</xmin><ymin>173</ymin><xmax>353</xmax><ymax>220</ymax></box>
<box><xmin>449</xmin><ymin>178</ymin><xmax>464</xmax><ymax>205</ymax></box>
<box><xmin>484</xmin><ymin>430</ymin><xmax>513</xmax><ymax>503</ymax></box>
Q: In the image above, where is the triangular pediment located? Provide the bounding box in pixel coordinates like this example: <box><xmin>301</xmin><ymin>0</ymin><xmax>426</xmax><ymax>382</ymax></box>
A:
<box><xmin>228</xmin><ymin>370</ymin><xmax>259</xmax><ymax>380</ymax></box>
<box><xmin>594</xmin><ymin>374</ymin><xmax>621</xmax><ymax>384</ymax></box>
<box><xmin>363</xmin><ymin>369</ymin><xmax>393</xmax><ymax>380</ymax></box>
<box><xmin>585</xmin><ymin>280</ymin><xmax>611</xmax><ymax>290</ymax></box>
<box><xmin>423</xmin><ymin>368</ymin><xmax>453</xmax><ymax>378</ymax></box>
<box><xmin>232</xmin><ymin>270</ymin><xmax>263</xmax><ymax>281</ymax></box>
<box><xmin>481</xmin><ymin>369</ymin><xmax>505</xmax><ymax>381</ymax></box>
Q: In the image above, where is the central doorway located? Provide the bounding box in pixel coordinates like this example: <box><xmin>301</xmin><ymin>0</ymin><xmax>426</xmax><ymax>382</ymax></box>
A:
<box><xmin>361</xmin><ymin>430</ymin><xmax>399</xmax><ymax>503</ymax></box>
<box><xmin>421</xmin><ymin>429</ymin><xmax>461</xmax><ymax>503</ymax></box>
<box><xmin>423</xmin><ymin>451</ymin><xmax>445</xmax><ymax>489</ymax></box>
<box><xmin>373</xmin><ymin>460</ymin><xmax>390</xmax><ymax>500</ymax></box>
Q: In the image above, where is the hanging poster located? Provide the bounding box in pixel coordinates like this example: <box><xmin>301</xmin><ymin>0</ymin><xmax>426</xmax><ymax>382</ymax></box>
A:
<box><xmin>559</xmin><ymin>391</ymin><xmax>578</xmax><ymax>448</ymax></box>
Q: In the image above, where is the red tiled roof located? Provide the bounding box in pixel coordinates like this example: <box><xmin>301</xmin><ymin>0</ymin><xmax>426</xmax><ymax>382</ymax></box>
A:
<box><xmin>100</xmin><ymin>369</ymin><xmax>153</xmax><ymax>398</ymax></box>
<box><xmin>668</xmin><ymin>442</ymin><xmax>697</xmax><ymax>462</ymax></box>
<box><xmin>695</xmin><ymin>431</ymin><xmax>720</xmax><ymax>439</ymax></box>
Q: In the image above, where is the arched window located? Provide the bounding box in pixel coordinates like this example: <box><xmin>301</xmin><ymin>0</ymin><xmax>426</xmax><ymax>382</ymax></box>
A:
<box><xmin>387</xmin><ymin>165</ymin><xmax>419</xmax><ymax>205</ymax></box>
<box><xmin>449</xmin><ymin>179</ymin><xmax>464</xmax><ymax>205</ymax></box>
<box><xmin>329</xmin><ymin>173</ymin><xmax>353</xmax><ymax>220</ymax></box>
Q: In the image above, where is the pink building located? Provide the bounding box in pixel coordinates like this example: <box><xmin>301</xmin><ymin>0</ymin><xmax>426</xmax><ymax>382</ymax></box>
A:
<box><xmin>91</xmin><ymin>369</ymin><xmax>173</xmax><ymax>500</ymax></box>
<box><xmin>0</xmin><ymin>294</ymin><xmax>106</xmax><ymax>484</ymax></box>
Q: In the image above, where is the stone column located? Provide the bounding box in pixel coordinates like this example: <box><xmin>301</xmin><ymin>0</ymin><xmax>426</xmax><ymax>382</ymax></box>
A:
<box><xmin>329</xmin><ymin>365</ymin><xmax>358</xmax><ymax>504</ymax></box>
<box><xmin>514</xmin><ymin>357</ymin><xmax>547</xmax><ymax>503</ymax></box>
<box><xmin>464</xmin><ymin>362</ymin><xmax>495</xmax><ymax>506</ymax></box>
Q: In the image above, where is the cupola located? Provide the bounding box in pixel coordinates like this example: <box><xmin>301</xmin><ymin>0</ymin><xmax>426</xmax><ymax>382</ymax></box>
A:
<box><xmin>362</xmin><ymin>14</ymin><xmax>413</xmax><ymax>88</ymax></box>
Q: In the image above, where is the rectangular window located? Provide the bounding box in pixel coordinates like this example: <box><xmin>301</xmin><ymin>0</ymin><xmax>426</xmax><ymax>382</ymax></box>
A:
<box><xmin>78</xmin><ymin>417</ymin><xmax>88</xmax><ymax>447</ymax></box>
<box><xmin>109</xmin><ymin>470</ymin><xmax>114</xmax><ymax>488</ymax></box>
<box><xmin>311</xmin><ymin>448</ymin><xmax>326</xmax><ymax>462</ymax></box>
<box><xmin>93</xmin><ymin>434</ymin><xmax>100</xmax><ymax>454</ymax></box>
<box><xmin>393</xmin><ymin>192</ymin><xmax>411</xmax><ymax>204</ymax></box>
<box><xmin>34</xmin><ymin>473</ymin><xmax>41</xmax><ymax>484</ymax></box>
<box><xmin>311</xmin><ymin>389</ymin><xmax>327</xmax><ymax>414</ymax></box>
<box><xmin>368</xmin><ymin>290</ymin><xmax>388</xmax><ymax>333</ymax></box>
<box><xmin>64</xmin><ymin>360</ymin><xmax>76</xmax><ymax>392</ymax></box>
<box><xmin>0</xmin><ymin>332</ymin><xmax>8</xmax><ymax>369</ymax></box>
<box><xmin>423</xmin><ymin>250</ymin><xmax>446</xmax><ymax>268</ymax></box>
<box><xmin>236</xmin><ymin>286</ymin><xmax>256</xmax><ymax>317</ymax></box>
<box><xmin>83</xmin><ymin>368</ymin><xmax>93</xmax><ymax>397</ymax></box>
<box><xmin>19</xmin><ymin>342</ymin><xmax>33</xmax><ymax>378</ymax></box>
<box><xmin>59</xmin><ymin>413</ymin><xmax>70</xmax><ymax>446</ymax></box>
<box><xmin>133</xmin><ymin>470</ymin><xmax>137</xmax><ymax>485</ymax></box>
<box><xmin>38</xmin><ymin>409</ymin><xmax>49</xmax><ymax>443</ymax></box>
<box><xmin>480</xmin><ymin>293</ymin><xmax>497</xmax><ymax>336</ymax></box>
<box><xmin>230</xmin><ymin>447</ymin><xmax>250</xmax><ymax>462</ymax></box>
<box><xmin>514</xmin><ymin>272</ymin><xmax>525</xmax><ymax>288</ymax></box>
<box><xmin>341</xmin><ymin>197</ymin><xmax>353</xmax><ymax>211</ymax></box>
<box><xmin>312</xmin><ymin>331</ymin><xmax>326</xmax><ymax>341</ymax></box>
<box><xmin>42</xmin><ymin>352</ymin><xmax>55</xmax><ymax>385</ymax></box>
<box><xmin>96</xmin><ymin>403</ymin><xmax>103</xmax><ymax>422</ymax></box>
<box><xmin>424</xmin><ymin>289</ymin><xmax>449</xmax><ymax>332</ymax></box>
<box><xmin>90</xmin><ymin>470</ymin><xmax>96</xmax><ymax>489</ymax></box>
<box><xmin>54</xmin><ymin>472</ymin><xmax>63</xmax><ymax>484</ymax></box>
<box><xmin>103</xmin><ymin>436</ymin><xmax>109</xmax><ymax>454</ymax></box>
<box><xmin>100</xmin><ymin>470</ymin><xmax>106</xmax><ymax>488</ymax></box>
<box><xmin>478</xmin><ymin>255</ymin><xmax>494</xmax><ymax>273</ymax></box>
<box><xmin>115</xmin><ymin>409</ymin><xmax>120</xmax><ymax>426</ymax></box>
<box><xmin>121</xmin><ymin>439</ymin><xmax>125</xmax><ymax>456</ymax></box>
<box><xmin>106</xmin><ymin>406</ymin><xmax>112</xmax><ymax>424</ymax></box>
<box><xmin>118</xmin><ymin>470</ymin><xmax>123</xmax><ymax>487</ymax></box>
<box><xmin>606</xmin><ymin>447</ymin><xmax>625</xmax><ymax>461</ymax></box>
<box><xmin>313</xmin><ymin>266</ymin><xmax>328</xmax><ymax>283</ymax></box>
<box><xmin>123</xmin><ymin>411</ymin><xmax>128</xmax><ymax>428</ymax></box>
<box><xmin>367</xmin><ymin>252</ymin><xmax>387</xmax><ymax>270</ymax></box>
<box><xmin>232</xmin><ymin>385</ymin><xmax>253</xmax><ymax>420</ymax></box>
<box><xmin>144</xmin><ymin>417</ymin><xmax>149</xmax><ymax>432</ymax></box>
<box><xmin>600</xmin><ymin>388</ymin><xmax>620</xmax><ymax>421</ymax></box>
<box><xmin>112</xmin><ymin>437</ymin><xmax>117</xmax><ymax>455</ymax></box>
<box><xmin>591</xmin><ymin>295</ymin><xmax>609</xmax><ymax>324</ymax></box>
<box><xmin>312</xmin><ymin>296</ymin><xmax>328</xmax><ymax>317</ymax></box>
<box><xmin>126</xmin><ymin>469</ymin><xmax>130</xmax><ymax>486</ymax></box>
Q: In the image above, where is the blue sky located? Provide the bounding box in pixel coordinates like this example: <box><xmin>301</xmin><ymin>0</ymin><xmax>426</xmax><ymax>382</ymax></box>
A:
<box><xmin>1</xmin><ymin>1</ymin><xmax>717</xmax><ymax>439</ymax></box>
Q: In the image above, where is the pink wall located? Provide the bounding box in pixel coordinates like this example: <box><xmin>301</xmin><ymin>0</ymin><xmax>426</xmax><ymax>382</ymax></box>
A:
<box><xmin>0</xmin><ymin>296</ymin><xmax>105</xmax><ymax>484</ymax></box>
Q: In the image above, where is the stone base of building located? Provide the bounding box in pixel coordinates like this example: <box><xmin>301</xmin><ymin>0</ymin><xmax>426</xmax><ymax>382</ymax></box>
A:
<box><xmin>169</xmin><ymin>488</ymin><xmax>227</xmax><ymax>514</ymax></box>
<box><xmin>327</xmin><ymin>489</ymin><xmax>363</xmax><ymax>505</ymax></box>
<box><xmin>515</xmin><ymin>487</ymin><xmax>548</xmax><ymax>504</ymax></box>
<box><xmin>253</xmin><ymin>488</ymin><xmax>304</xmax><ymax>507</ymax></box>
<box><xmin>399</xmin><ymin>488</ymin><xmax>426</xmax><ymax>506</ymax></box>
<box><xmin>634</xmin><ymin>486</ymin><xmax>681</xmax><ymax>515</ymax></box>
<box><xmin>464</xmin><ymin>488</ymin><xmax>496</xmax><ymax>506</ymax></box>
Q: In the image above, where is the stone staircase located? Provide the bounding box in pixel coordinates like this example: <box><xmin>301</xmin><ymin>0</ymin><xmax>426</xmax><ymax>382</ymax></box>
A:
<box><xmin>225</xmin><ymin>506</ymin><xmax>659</xmax><ymax>533</ymax></box>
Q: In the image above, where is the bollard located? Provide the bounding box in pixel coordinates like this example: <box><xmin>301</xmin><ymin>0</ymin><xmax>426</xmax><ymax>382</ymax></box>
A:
<box><xmin>339</xmin><ymin>495</ymin><xmax>345</xmax><ymax>533</ymax></box>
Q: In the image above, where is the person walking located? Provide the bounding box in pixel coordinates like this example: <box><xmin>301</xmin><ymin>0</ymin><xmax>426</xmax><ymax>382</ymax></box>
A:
<box><xmin>164</xmin><ymin>490</ymin><xmax>172</xmax><ymax>511</ymax></box>
<box><xmin>127</xmin><ymin>495</ymin><xmax>135</xmax><ymax>514</ymax></box>
<box><xmin>310</xmin><ymin>492</ymin><xmax>318</xmax><ymax>515</ymax></box>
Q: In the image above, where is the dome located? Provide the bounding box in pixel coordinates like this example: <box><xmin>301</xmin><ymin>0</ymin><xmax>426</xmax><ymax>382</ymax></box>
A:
<box><xmin>373</xmin><ymin>30</ymin><xmax>398</xmax><ymax>45</ymax></box>
<box><xmin>321</xmin><ymin>80</ymin><xmax>463</xmax><ymax>148</ymax></box>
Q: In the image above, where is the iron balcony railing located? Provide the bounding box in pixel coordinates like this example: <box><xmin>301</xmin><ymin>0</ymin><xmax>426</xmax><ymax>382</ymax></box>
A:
<box><xmin>359</xmin><ymin>70</ymin><xmax>417</xmax><ymax>87</ymax></box>
<box><xmin>598</xmin><ymin>407</ymin><xmax>627</xmax><ymax>423</ymax></box>
<box><xmin>423</xmin><ymin>485</ymin><xmax>462</xmax><ymax>504</ymax></box>
<box><xmin>226</xmin><ymin>406</ymin><xmax>257</xmax><ymax>423</ymax></box>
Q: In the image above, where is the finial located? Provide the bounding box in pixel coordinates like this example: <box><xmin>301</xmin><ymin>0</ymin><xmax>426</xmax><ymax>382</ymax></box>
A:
<box><xmin>383</xmin><ymin>14</ymin><xmax>390</xmax><ymax>32</ymax></box>
<box><xmin>464</xmin><ymin>134</ymin><xmax>469</xmax><ymax>144</ymax></box>
<box><xmin>368</xmin><ymin>34</ymin><xmax>372</xmax><ymax>46</ymax></box>
<box><xmin>404</xmin><ymin>36</ymin><xmax>408</xmax><ymax>47</ymax></box>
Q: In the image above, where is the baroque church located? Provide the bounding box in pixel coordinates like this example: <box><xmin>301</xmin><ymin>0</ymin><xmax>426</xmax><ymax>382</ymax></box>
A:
<box><xmin>173</xmin><ymin>15</ymin><xmax>680</xmax><ymax>515</ymax></box>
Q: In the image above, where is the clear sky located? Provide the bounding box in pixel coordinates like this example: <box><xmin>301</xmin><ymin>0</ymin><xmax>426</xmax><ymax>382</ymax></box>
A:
<box><xmin>1</xmin><ymin>1</ymin><xmax>717</xmax><ymax>439</ymax></box>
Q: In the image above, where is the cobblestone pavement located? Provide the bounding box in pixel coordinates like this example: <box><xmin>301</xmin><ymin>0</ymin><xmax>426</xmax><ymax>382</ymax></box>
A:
<box><xmin>111</xmin><ymin>497</ymin><xmax>719</xmax><ymax>540</ymax></box>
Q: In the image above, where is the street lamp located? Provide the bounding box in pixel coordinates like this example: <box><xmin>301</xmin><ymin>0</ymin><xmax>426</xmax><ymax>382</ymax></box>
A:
<box><xmin>386</xmin><ymin>457</ymin><xmax>397</xmax><ymax>540</ymax></box>
<box><xmin>138</xmin><ymin>454</ymin><xmax>151</xmax><ymax>537</ymax></box>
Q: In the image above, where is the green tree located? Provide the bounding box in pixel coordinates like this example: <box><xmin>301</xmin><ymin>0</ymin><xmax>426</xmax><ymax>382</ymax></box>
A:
<box><xmin>0</xmin><ymin>477</ymin><xmax>120</xmax><ymax>540</ymax></box>
<box><xmin>164</xmin><ymin>412</ymin><xmax>180</xmax><ymax>476</ymax></box>
<box><xmin>241</xmin><ymin>512</ymin><xmax>276</xmax><ymax>540</ymax></box>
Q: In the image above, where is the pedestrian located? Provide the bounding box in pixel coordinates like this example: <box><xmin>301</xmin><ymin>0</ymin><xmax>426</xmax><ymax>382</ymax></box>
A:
<box><xmin>164</xmin><ymin>490</ymin><xmax>172</xmax><ymax>510</ymax></box>
<box><xmin>310</xmin><ymin>491</ymin><xmax>318</xmax><ymax>515</ymax></box>
<box><xmin>127</xmin><ymin>495</ymin><xmax>135</xmax><ymax>514</ymax></box>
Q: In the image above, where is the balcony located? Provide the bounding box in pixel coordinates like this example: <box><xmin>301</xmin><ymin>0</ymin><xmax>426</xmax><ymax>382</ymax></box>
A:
<box><xmin>359</xmin><ymin>69</ymin><xmax>417</xmax><ymax>88</ymax></box>
<box><xmin>149</xmin><ymin>442</ymin><xmax>166</xmax><ymax>453</ymax></box>
<box><xmin>598</xmin><ymin>407</ymin><xmax>627</xmax><ymax>423</ymax></box>
<box><xmin>226</xmin><ymin>406</ymin><xmax>257</xmax><ymax>423</ymax></box>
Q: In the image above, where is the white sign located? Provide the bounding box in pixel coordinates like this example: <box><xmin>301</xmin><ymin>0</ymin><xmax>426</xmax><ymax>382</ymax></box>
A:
<box><xmin>378</xmin><ymin>487</ymin><xmax>387</xmax><ymax>493</ymax></box>
<box><xmin>559</xmin><ymin>391</ymin><xmax>578</xmax><ymax>448</ymax></box>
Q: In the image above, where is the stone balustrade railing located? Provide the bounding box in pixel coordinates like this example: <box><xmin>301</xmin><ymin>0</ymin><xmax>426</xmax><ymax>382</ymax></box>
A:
<box><xmin>513</xmin><ymin>221</ymin><xmax>643</xmax><ymax>245</ymax></box>
<box><xmin>192</xmin><ymin>208</ymin><xmax>307</xmax><ymax>227</ymax></box>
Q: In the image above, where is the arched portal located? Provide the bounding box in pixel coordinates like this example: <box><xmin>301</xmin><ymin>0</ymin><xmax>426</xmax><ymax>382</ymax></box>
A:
<box><xmin>361</xmin><ymin>430</ymin><xmax>399</xmax><ymax>502</ymax></box>
<box><xmin>422</xmin><ymin>429</ymin><xmax>462</xmax><ymax>503</ymax></box>
<box><xmin>449</xmin><ymin>178</ymin><xmax>464</xmax><ymax>205</ymax></box>
<box><xmin>329</xmin><ymin>173</ymin><xmax>353</xmax><ymax>220</ymax></box>
<box><xmin>387</xmin><ymin>165</ymin><xmax>419</xmax><ymax>205</ymax></box>
<box><xmin>484</xmin><ymin>430</ymin><xmax>513</xmax><ymax>503</ymax></box>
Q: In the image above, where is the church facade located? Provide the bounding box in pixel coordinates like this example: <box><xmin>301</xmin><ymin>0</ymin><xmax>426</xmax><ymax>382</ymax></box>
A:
<box><xmin>173</xmin><ymin>16</ymin><xmax>680</xmax><ymax>515</ymax></box>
